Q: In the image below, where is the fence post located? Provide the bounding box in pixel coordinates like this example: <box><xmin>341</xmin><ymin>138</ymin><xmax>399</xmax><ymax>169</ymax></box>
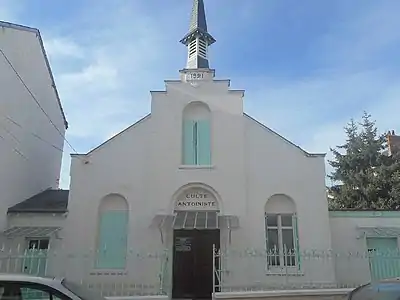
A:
<box><xmin>212</xmin><ymin>244</ymin><xmax>216</xmax><ymax>299</ymax></box>
<box><xmin>159</xmin><ymin>248</ymin><xmax>169</xmax><ymax>295</ymax></box>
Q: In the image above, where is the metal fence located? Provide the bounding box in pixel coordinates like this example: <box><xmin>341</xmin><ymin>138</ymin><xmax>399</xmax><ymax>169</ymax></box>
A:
<box><xmin>4</xmin><ymin>244</ymin><xmax>400</xmax><ymax>295</ymax></box>
<box><xmin>0</xmin><ymin>244</ymin><xmax>169</xmax><ymax>297</ymax></box>
<box><xmin>213</xmin><ymin>247</ymin><xmax>400</xmax><ymax>292</ymax></box>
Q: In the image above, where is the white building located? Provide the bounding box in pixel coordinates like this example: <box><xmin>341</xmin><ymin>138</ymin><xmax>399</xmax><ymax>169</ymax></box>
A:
<box><xmin>0</xmin><ymin>21</ymin><xmax>67</xmax><ymax>235</ymax></box>
<box><xmin>2</xmin><ymin>1</ymin><xmax>400</xmax><ymax>299</ymax></box>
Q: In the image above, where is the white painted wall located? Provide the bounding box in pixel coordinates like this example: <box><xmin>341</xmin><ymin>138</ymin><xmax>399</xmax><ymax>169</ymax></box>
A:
<box><xmin>0</xmin><ymin>24</ymin><xmax>66</xmax><ymax>231</ymax></box>
<box><xmin>224</xmin><ymin>115</ymin><xmax>335</xmax><ymax>289</ymax></box>
<box><xmin>1</xmin><ymin>213</ymin><xmax>66</xmax><ymax>275</ymax></box>
<box><xmin>330</xmin><ymin>211</ymin><xmax>400</xmax><ymax>287</ymax></box>
<box><xmin>60</xmin><ymin>71</ymin><xmax>334</xmax><ymax>293</ymax></box>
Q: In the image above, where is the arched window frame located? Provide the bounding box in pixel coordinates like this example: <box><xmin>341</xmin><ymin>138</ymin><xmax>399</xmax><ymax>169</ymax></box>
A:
<box><xmin>264</xmin><ymin>195</ymin><xmax>300</xmax><ymax>270</ymax></box>
<box><xmin>182</xmin><ymin>102</ymin><xmax>211</xmax><ymax>166</ymax></box>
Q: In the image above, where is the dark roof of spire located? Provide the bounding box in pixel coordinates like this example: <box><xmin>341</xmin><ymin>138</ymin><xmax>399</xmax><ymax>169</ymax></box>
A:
<box><xmin>180</xmin><ymin>0</ymin><xmax>215</xmax><ymax>46</ymax></box>
<box><xmin>189</xmin><ymin>0</ymin><xmax>208</xmax><ymax>33</ymax></box>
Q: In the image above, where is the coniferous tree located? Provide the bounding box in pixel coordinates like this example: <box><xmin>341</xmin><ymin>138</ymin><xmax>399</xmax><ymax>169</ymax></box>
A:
<box><xmin>374</xmin><ymin>148</ymin><xmax>400</xmax><ymax>209</ymax></box>
<box><xmin>327</xmin><ymin>112</ymin><xmax>400</xmax><ymax>210</ymax></box>
<box><xmin>328</xmin><ymin>119</ymin><xmax>364</xmax><ymax>209</ymax></box>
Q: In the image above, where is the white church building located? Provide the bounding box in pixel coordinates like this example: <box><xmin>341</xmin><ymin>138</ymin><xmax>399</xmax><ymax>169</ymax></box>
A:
<box><xmin>2</xmin><ymin>1</ymin><xmax>400</xmax><ymax>299</ymax></box>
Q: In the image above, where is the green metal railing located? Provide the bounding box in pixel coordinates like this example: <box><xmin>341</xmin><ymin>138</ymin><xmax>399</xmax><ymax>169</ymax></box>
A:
<box><xmin>159</xmin><ymin>249</ymin><xmax>169</xmax><ymax>295</ymax></box>
<box><xmin>213</xmin><ymin>248</ymin><xmax>400</xmax><ymax>293</ymax></box>
<box><xmin>0</xmin><ymin>245</ymin><xmax>169</xmax><ymax>296</ymax></box>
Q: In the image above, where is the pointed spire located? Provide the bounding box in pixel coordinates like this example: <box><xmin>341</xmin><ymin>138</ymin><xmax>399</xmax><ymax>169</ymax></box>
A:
<box><xmin>189</xmin><ymin>0</ymin><xmax>208</xmax><ymax>33</ymax></box>
<box><xmin>180</xmin><ymin>0</ymin><xmax>215</xmax><ymax>69</ymax></box>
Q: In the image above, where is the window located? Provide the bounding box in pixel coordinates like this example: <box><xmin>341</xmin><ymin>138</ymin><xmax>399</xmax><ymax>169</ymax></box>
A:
<box><xmin>27</xmin><ymin>239</ymin><xmax>49</xmax><ymax>250</ymax></box>
<box><xmin>0</xmin><ymin>283</ymin><xmax>69</xmax><ymax>300</ymax></box>
<box><xmin>20</xmin><ymin>287</ymin><xmax>50</xmax><ymax>300</ymax></box>
<box><xmin>182</xmin><ymin>102</ymin><xmax>211</xmax><ymax>166</ymax></box>
<box><xmin>182</xmin><ymin>119</ymin><xmax>211</xmax><ymax>165</ymax></box>
<box><xmin>265</xmin><ymin>214</ymin><xmax>297</xmax><ymax>267</ymax></box>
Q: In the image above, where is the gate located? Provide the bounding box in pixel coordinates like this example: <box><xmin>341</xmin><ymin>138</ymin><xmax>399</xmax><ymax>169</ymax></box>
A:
<box><xmin>367</xmin><ymin>237</ymin><xmax>400</xmax><ymax>281</ymax></box>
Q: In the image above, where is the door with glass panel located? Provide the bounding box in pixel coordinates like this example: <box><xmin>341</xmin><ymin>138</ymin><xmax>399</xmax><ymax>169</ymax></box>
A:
<box><xmin>23</xmin><ymin>239</ymin><xmax>49</xmax><ymax>276</ymax></box>
<box><xmin>367</xmin><ymin>237</ymin><xmax>400</xmax><ymax>281</ymax></box>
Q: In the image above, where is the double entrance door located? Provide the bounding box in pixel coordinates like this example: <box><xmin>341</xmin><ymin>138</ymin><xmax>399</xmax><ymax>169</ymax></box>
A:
<box><xmin>172</xmin><ymin>229</ymin><xmax>220</xmax><ymax>299</ymax></box>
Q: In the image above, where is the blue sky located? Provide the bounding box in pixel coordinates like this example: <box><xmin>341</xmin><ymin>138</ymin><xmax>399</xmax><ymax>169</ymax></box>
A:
<box><xmin>1</xmin><ymin>0</ymin><xmax>400</xmax><ymax>189</ymax></box>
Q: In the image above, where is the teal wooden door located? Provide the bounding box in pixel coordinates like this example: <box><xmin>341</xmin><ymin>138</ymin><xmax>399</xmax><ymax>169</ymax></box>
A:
<box><xmin>22</xmin><ymin>239</ymin><xmax>49</xmax><ymax>276</ymax></box>
<box><xmin>23</xmin><ymin>250</ymin><xmax>48</xmax><ymax>276</ymax></box>
<box><xmin>366</xmin><ymin>237</ymin><xmax>400</xmax><ymax>281</ymax></box>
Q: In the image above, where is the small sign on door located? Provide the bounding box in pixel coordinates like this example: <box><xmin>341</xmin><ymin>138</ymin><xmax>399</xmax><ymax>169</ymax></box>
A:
<box><xmin>175</xmin><ymin>237</ymin><xmax>192</xmax><ymax>252</ymax></box>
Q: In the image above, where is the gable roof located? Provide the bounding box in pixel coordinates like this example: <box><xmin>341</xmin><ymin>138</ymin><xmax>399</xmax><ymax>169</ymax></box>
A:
<box><xmin>7</xmin><ymin>189</ymin><xmax>69</xmax><ymax>213</ymax></box>
<box><xmin>0</xmin><ymin>20</ymin><xmax>68</xmax><ymax>129</ymax></box>
<box><xmin>71</xmin><ymin>114</ymin><xmax>151</xmax><ymax>156</ymax></box>
<box><xmin>72</xmin><ymin>112</ymin><xmax>323</xmax><ymax>158</ymax></box>
<box><xmin>244</xmin><ymin>113</ymin><xmax>325</xmax><ymax>157</ymax></box>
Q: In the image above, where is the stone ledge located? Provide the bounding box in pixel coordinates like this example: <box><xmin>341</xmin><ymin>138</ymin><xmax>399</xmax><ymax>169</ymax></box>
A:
<box><xmin>214</xmin><ymin>288</ymin><xmax>353</xmax><ymax>299</ymax></box>
<box><xmin>107</xmin><ymin>296</ymin><xmax>169</xmax><ymax>300</ymax></box>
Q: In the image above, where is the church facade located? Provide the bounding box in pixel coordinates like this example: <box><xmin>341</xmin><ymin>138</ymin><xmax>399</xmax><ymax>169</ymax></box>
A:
<box><xmin>2</xmin><ymin>1</ymin><xmax>400</xmax><ymax>299</ymax></box>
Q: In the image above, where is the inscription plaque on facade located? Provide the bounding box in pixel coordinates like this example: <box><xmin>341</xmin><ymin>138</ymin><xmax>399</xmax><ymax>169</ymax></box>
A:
<box><xmin>182</xmin><ymin>70</ymin><xmax>214</xmax><ymax>83</ymax></box>
<box><xmin>174</xmin><ymin>188</ymin><xmax>219</xmax><ymax>211</ymax></box>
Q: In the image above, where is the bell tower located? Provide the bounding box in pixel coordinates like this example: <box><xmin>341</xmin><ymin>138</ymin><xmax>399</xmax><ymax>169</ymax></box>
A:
<box><xmin>180</xmin><ymin>0</ymin><xmax>216</xmax><ymax>70</ymax></box>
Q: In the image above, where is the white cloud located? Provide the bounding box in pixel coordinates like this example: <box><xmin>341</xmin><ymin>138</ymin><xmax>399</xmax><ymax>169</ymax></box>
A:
<box><xmin>44</xmin><ymin>38</ymin><xmax>85</xmax><ymax>59</ymax></box>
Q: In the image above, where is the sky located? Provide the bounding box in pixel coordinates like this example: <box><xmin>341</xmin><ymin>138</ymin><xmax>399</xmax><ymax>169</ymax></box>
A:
<box><xmin>1</xmin><ymin>0</ymin><xmax>400</xmax><ymax>189</ymax></box>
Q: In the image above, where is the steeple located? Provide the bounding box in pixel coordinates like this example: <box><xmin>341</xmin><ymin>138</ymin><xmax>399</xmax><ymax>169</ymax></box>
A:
<box><xmin>180</xmin><ymin>0</ymin><xmax>215</xmax><ymax>70</ymax></box>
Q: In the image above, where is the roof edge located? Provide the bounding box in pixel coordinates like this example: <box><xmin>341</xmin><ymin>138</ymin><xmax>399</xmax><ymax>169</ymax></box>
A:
<box><xmin>6</xmin><ymin>188</ymin><xmax>69</xmax><ymax>214</ymax></box>
<box><xmin>7</xmin><ymin>209</ymin><xmax>68</xmax><ymax>214</ymax></box>
<box><xmin>329</xmin><ymin>210</ymin><xmax>400</xmax><ymax>218</ymax></box>
<box><xmin>82</xmin><ymin>114</ymin><xmax>151</xmax><ymax>156</ymax></box>
<box><xmin>0</xmin><ymin>20</ymin><xmax>68</xmax><ymax>129</ymax></box>
<box><xmin>244</xmin><ymin>113</ymin><xmax>326</xmax><ymax>158</ymax></box>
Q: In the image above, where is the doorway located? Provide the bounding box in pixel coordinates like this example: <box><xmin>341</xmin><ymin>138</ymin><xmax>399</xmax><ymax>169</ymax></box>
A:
<box><xmin>172</xmin><ymin>229</ymin><xmax>220</xmax><ymax>299</ymax></box>
<box><xmin>23</xmin><ymin>238</ymin><xmax>49</xmax><ymax>276</ymax></box>
<box><xmin>367</xmin><ymin>237</ymin><xmax>400</xmax><ymax>281</ymax></box>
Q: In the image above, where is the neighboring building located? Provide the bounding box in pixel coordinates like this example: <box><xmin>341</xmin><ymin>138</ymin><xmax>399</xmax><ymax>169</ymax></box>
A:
<box><xmin>0</xmin><ymin>22</ymin><xmax>67</xmax><ymax>234</ymax></box>
<box><xmin>387</xmin><ymin>130</ymin><xmax>400</xmax><ymax>155</ymax></box>
<box><xmin>2</xmin><ymin>1</ymin><xmax>400</xmax><ymax>299</ymax></box>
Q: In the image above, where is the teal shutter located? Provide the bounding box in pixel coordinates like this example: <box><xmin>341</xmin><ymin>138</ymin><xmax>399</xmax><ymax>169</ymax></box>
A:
<box><xmin>293</xmin><ymin>214</ymin><xmax>301</xmax><ymax>270</ymax></box>
<box><xmin>183</xmin><ymin>120</ymin><xmax>195</xmax><ymax>165</ymax></box>
<box><xmin>197</xmin><ymin>120</ymin><xmax>211</xmax><ymax>165</ymax></box>
<box><xmin>96</xmin><ymin>210</ymin><xmax>128</xmax><ymax>269</ymax></box>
